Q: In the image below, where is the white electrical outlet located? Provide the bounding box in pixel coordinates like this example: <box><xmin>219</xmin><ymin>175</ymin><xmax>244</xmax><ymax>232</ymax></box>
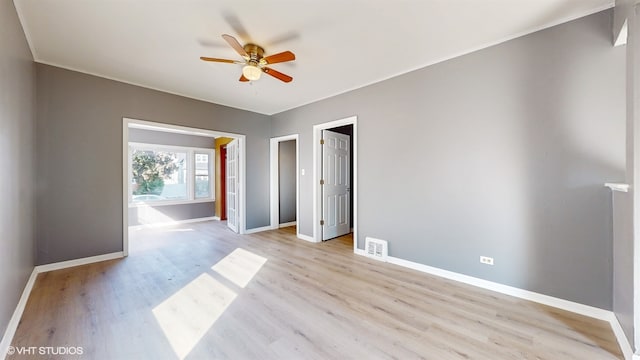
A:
<box><xmin>480</xmin><ymin>256</ymin><xmax>494</xmax><ymax>265</ymax></box>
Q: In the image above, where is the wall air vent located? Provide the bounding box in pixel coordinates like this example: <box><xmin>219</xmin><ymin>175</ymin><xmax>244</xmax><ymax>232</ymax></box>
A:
<box><xmin>365</xmin><ymin>237</ymin><xmax>388</xmax><ymax>261</ymax></box>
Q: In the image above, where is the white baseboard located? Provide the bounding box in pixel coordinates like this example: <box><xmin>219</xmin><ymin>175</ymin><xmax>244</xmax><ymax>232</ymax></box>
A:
<box><xmin>279</xmin><ymin>221</ymin><xmax>297</xmax><ymax>228</ymax></box>
<box><xmin>244</xmin><ymin>225</ymin><xmax>274</xmax><ymax>234</ymax></box>
<box><xmin>1</xmin><ymin>251</ymin><xmax>125</xmax><ymax>358</ymax></box>
<box><xmin>212</xmin><ymin>216</ymin><xmax>221</xmax><ymax>221</ymax></box>
<box><xmin>128</xmin><ymin>216</ymin><xmax>217</xmax><ymax>230</ymax></box>
<box><xmin>354</xmin><ymin>251</ymin><xmax>637</xmax><ymax>357</ymax></box>
<box><xmin>609</xmin><ymin>313</ymin><xmax>633</xmax><ymax>360</ymax></box>
<box><xmin>36</xmin><ymin>252</ymin><xmax>124</xmax><ymax>273</ymax></box>
<box><xmin>383</xmin><ymin>255</ymin><xmax>611</xmax><ymax>320</ymax></box>
<box><xmin>353</xmin><ymin>251</ymin><xmax>637</xmax><ymax>358</ymax></box>
<box><xmin>297</xmin><ymin>233</ymin><xmax>316</xmax><ymax>243</ymax></box>
<box><xmin>0</xmin><ymin>269</ymin><xmax>38</xmax><ymax>359</ymax></box>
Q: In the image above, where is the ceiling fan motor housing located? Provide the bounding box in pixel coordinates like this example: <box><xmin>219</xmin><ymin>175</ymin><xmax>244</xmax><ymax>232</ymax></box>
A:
<box><xmin>243</xmin><ymin>43</ymin><xmax>265</xmax><ymax>66</ymax></box>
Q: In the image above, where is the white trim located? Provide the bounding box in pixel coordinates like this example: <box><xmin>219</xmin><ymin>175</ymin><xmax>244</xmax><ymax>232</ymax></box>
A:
<box><xmin>313</xmin><ymin>116</ymin><xmax>358</xmax><ymax>250</ymax></box>
<box><xmin>0</xmin><ymin>269</ymin><xmax>38</xmax><ymax>359</ymax></box>
<box><xmin>239</xmin><ymin>136</ymin><xmax>247</xmax><ymax>235</ymax></box>
<box><xmin>12</xmin><ymin>0</ymin><xmax>37</xmax><ymax>60</ymax></box>
<box><xmin>212</xmin><ymin>216</ymin><xmax>221</xmax><ymax>221</ymax></box>
<box><xmin>129</xmin><ymin>122</ymin><xmax>218</xmax><ymax>137</ymax></box>
<box><xmin>297</xmin><ymin>233</ymin><xmax>317</xmax><ymax>243</ymax></box>
<box><xmin>631</xmin><ymin>5</ymin><xmax>640</xmax><ymax>353</ymax></box>
<box><xmin>123</xmin><ymin>118</ymin><xmax>247</xmax><ymax>252</ymax></box>
<box><xmin>244</xmin><ymin>225</ymin><xmax>274</xmax><ymax>234</ymax></box>
<box><xmin>0</xmin><ymin>252</ymin><xmax>129</xmax><ymax>357</ymax></box>
<box><xmin>129</xmin><ymin>141</ymin><xmax>214</xmax><ymax>153</ymax></box>
<box><xmin>29</xmin><ymin>0</ymin><xmax>612</xmax><ymax>118</ymax></box>
<box><xmin>355</xmin><ymin>249</ymin><xmax>634</xmax><ymax>357</ymax></box>
<box><xmin>279</xmin><ymin>221</ymin><xmax>297</xmax><ymax>228</ymax></box>
<box><xmin>383</xmin><ymin>254</ymin><xmax>611</xmax><ymax>320</ymax></box>
<box><xmin>270</xmin><ymin>134</ymin><xmax>300</xmax><ymax>238</ymax></box>
<box><xmin>194</xmin><ymin>150</ymin><xmax>215</xmax><ymax>201</ymax></box>
<box><xmin>609</xmin><ymin>314</ymin><xmax>634</xmax><ymax>360</ymax></box>
<box><xmin>126</xmin><ymin>118</ymin><xmax>241</xmax><ymax>140</ymax></box>
<box><xmin>605</xmin><ymin>183</ymin><xmax>630</xmax><ymax>192</ymax></box>
<box><xmin>615</xmin><ymin>19</ymin><xmax>629</xmax><ymax>47</ymax></box>
<box><xmin>33</xmin><ymin>60</ymin><xmax>274</xmax><ymax>115</ymax></box>
<box><xmin>123</xmin><ymin>120</ymin><xmax>130</xmax><ymax>256</ymax></box>
<box><xmin>128</xmin><ymin>216</ymin><xmax>217</xmax><ymax>231</ymax></box>
<box><xmin>35</xmin><ymin>252</ymin><xmax>125</xmax><ymax>273</ymax></box>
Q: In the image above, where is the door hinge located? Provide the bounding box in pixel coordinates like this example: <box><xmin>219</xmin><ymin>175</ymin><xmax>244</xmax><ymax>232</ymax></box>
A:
<box><xmin>320</xmin><ymin>220</ymin><xmax>325</xmax><ymax>226</ymax></box>
<box><xmin>320</xmin><ymin>139</ymin><xmax>325</xmax><ymax>145</ymax></box>
<box><xmin>320</xmin><ymin>179</ymin><xmax>324</xmax><ymax>185</ymax></box>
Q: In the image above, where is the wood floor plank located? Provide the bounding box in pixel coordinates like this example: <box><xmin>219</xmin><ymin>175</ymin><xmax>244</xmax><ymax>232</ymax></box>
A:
<box><xmin>9</xmin><ymin>221</ymin><xmax>623</xmax><ymax>359</ymax></box>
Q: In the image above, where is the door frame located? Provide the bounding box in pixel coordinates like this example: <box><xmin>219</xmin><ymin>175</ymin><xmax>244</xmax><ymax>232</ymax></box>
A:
<box><xmin>270</xmin><ymin>134</ymin><xmax>299</xmax><ymax>234</ymax></box>
<box><xmin>321</xmin><ymin>129</ymin><xmax>351</xmax><ymax>241</ymax></box>
<box><xmin>219</xmin><ymin>145</ymin><xmax>227</xmax><ymax>220</ymax></box>
<box><xmin>313</xmin><ymin>116</ymin><xmax>358</xmax><ymax>252</ymax></box>
<box><xmin>225</xmin><ymin>138</ymin><xmax>240</xmax><ymax>233</ymax></box>
<box><xmin>122</xmin><ymin>117</ymin><xmax>247</xmax><ymax>256</ymax></box>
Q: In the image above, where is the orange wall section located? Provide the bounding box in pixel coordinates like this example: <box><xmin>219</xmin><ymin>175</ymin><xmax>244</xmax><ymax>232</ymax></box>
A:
<box><xmin>214</xmin><ymin>137</ymin><xmax>233</xmax><ymax>218</ymax></box>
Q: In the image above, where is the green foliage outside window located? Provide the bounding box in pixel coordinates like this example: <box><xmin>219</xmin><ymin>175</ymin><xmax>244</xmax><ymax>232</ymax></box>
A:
<box><xmin>131</xmin><ymin>151</ymin><xmax>182</xmax><ymax>195</ymax></box>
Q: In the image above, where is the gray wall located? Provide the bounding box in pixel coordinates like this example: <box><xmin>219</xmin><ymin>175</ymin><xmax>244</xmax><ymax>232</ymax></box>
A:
<box><xmin>36</xmin><ymin>64</ymin><xmax>271</xmax><ymax>265</ymax></box>
<box><xmin>271</xmin><ymin>10</ymin><xmax>625</xmax><ymax>309</ymax></box>
<box><xmin>0</xmin><ymin>0</ymin><xmax>36</xmax><ymax>340</ymax></box>
<box><xmin>129</xmin><ymin>202</ymin><xmax>215</xmax><ymax>226</ymax></box>
<box><xmin>611</xmin><ymin>191</ymin><xmax>634</xmax><ymax>344</ymax></box>
<box><xmin>128</xmin><ymin>128</ymin><xmax>214</xmax><ymax>148</ymax></box>
<box><xmin>279</xmin><ymin>140</ymin><xmax>296</xmax><ymax>224</ymax></box>
<box><xmin>128</xmin><ymin>128</ymin><xmax>215</xmax><ymax>226</ymax></box>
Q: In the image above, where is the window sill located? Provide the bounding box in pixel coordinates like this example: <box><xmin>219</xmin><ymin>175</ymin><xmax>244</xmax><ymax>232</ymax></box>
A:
<box><xmin>604</xmin><ymin>183</ymin><xmax>629</xmax><ymax>193</ymax></box>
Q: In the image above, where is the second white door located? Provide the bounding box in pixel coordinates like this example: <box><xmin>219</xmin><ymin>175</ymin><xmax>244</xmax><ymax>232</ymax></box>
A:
<box><xmin>226</xmin><ymin>139</ymin><xmax>239</xmax><ymax>233</ymax></box>
<box><xmin>322</xmin><ymin>130</ymin><xmax>350</xmax><ymax>240</ymax></box>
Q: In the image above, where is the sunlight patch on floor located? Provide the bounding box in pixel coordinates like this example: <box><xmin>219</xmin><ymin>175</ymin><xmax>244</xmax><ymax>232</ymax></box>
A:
<box><xmin>152</xmin><ymin>273</ymin><xmax>237</xmax><ymax>359</ymax></box>
<box><xmin>135</xmin><ymin>205</ymin><xmax>176</xmax><ymax>225</ymax></box>
<box><xmin>211</xmin><ymin>248</ymin><xmax>268</xmax><ymax>288</ymax></box>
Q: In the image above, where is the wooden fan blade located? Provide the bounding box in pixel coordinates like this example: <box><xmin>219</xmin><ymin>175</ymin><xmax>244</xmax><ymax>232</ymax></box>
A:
<box><xmin>200</xmin><ymin>56</ymin><xmax>239</xmax><ymax>64</ymax></box>
<box><xmin>263</xmin><ymin>51</ymin><xmax>295</xmax><ymax>65</ymax></box>
<box><xmin>239</xmin><ymin>74</ymin><xmax>249</xmax><ymax>82</ymax></box>
<box><xmin>263</xmin><ymin>67</ymin><xmax>293</xmax><ymax>83</ymax></box>
<box><xmin>222</xmin><ymin>34</ymin><xmax>249</xmax><ymax>58</ymax></box>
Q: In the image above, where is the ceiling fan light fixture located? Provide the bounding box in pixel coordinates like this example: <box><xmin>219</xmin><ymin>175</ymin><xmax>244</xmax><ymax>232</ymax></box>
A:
<box><xmin>242</xmin><ymin>65</ymin><xmax>262</xmax><ymax>81</ymax></box>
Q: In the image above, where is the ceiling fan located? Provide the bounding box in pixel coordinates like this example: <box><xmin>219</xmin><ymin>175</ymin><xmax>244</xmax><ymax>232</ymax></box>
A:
<box><xmin>200</xmin><ymin>34</ymin><xmax>295</xmax><ymax>83</ymax></box>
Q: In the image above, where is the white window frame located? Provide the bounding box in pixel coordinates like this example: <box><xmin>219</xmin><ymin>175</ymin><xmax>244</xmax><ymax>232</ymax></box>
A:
<box><xmin>128</xmin><ymin>142</ymin><xmax>214</xmax><ymax>207</ymax></box>
<box><xmin>194</xmin><ymin>150</ymin><xmax>214</xmax><ymax>200</ymax></box>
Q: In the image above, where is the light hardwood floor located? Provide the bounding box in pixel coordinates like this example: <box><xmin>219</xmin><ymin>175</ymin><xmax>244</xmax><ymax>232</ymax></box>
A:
<box><xmin>10</xmin><ymin>221</ymin><xmax>622</xmax><ymax>359</ymax></box>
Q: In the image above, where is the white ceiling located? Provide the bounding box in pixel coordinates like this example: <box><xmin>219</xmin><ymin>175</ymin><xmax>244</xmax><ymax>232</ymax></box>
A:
<box><xmin>14</xmin><ymin>0</ymin><xmax>613</xmax><ymax>115</ymax></box>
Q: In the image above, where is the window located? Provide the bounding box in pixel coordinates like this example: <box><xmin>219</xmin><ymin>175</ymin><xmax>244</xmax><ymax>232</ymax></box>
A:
<box><xmin>129</xmin><ymin>143</ymin><xmax>214</xmax><ymax>205</ymax></box>
<box><xmin>194</xmin><ymin>152</ymin><xmax>211</xmax><ymax>199</ymax></box>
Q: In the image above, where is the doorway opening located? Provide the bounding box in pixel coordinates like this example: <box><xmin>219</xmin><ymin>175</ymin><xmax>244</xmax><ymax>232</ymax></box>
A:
<box><xmin>313</xmin><ymin>116</ymin><xmax>358</xmax><ymax>252</ymax></box>
<box><xmin>214</xmin><ymin>137</ymin><xmax>238</xmax><ymax>225</ymax></box>
<box><xmin>122</xmin><ymin>118</ymin><xmax>247</xmax><ymax>256</ymax></box>
<box><xmin>270</xmin><ymin>134</ymin><xmax>300</xmax><ymax>236</ymax></box>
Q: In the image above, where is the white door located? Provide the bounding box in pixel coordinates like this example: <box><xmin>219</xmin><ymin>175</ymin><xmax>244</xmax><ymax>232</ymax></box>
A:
<box><xmin>322</xmin><ymin>130</ymin><xmax>350</xmax><ymax>240</ymax></box>
<box><xmin>226</xmin><ymin>139</ymin><xmax>239</xmax><ymax>233</ymax></box>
